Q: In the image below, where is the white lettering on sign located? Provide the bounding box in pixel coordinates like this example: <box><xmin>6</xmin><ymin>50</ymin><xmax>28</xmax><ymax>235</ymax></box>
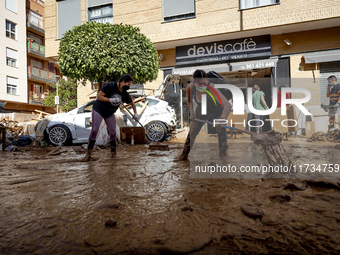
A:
<box><xmin>242</xmin><ymin>61</ymin><xmax>275</xmax><ymax>70</ymax></box>
<box><xmin>187</xmin><ymin>38</ymin><xmax>257</xmax><ymax>57</ymax></box>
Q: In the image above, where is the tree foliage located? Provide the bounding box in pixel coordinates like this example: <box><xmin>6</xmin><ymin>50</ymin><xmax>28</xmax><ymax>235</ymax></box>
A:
<box><xmin>58</xmin><ymin>22</ymin><xmax>159</xmax><ymax>86</ymax></box>
<box><xmin>43</xmin><ymin>78</ymin><xmax>77</xmax><ymax>112</ymax></box>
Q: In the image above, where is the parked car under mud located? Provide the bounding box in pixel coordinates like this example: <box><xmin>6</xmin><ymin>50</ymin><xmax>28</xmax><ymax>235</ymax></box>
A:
<box><xmin>41</xmin><ymin>96</ymin><xmax>176</xmax><ymax>146</ymax></box>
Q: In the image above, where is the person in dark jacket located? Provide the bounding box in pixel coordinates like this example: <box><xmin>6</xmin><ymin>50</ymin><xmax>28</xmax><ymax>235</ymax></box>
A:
<box><xmin>82</xmin><ymin>74</ymin><xmax>138</xmax><ymax>161</ymax></box>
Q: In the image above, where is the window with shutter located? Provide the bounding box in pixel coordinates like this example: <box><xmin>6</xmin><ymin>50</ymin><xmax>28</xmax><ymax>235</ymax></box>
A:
<box><xmin>57</xmin><ymin>0</ymin><xmax>81</xmax><ymax>39</ymax></box>
<box><xmin>239</xmin><ymin>0</ymin><xmax>279</xmax><ymax>10</ymax></box>
<box><xmin>163</xmin><ymin>0</ymin><xmax>195</xmax><ymax>22</ymax></box>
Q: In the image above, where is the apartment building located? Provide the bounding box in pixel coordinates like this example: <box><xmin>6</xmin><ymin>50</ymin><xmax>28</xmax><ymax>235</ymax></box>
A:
<box><xmin>0</xmin><ymin>0</ymin><xmax>60</xmax><ymax>114</ymax></box>
<box><xmin>45</xmin><ymin>0</ymin><xmax>340</xmax><ymax>130</ymax></box>
<box><xmin>0</xmin><ymin>0</ymin><xmax>27</xmax><ymax>110</ymax></box>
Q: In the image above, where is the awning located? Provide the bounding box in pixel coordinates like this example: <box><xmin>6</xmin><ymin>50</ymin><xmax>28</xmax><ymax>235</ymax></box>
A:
<box><xmin>172</xmin><ymin>58</ymin><xmax>278</xmax><ymax>76</ymax></box>
<box><xmin>304</xmin><ymin>49</ymin><xmax>340</xmax><ymax>63</ymax></box>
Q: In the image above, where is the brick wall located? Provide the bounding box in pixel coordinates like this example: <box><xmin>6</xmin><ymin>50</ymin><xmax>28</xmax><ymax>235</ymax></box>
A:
<box><xmin>45</xmin><ymin>0</ymin><xmax>59</xmax><ymax>58</ymax></box>
<box><xmin>46</xmin><ymin>0</ymin><xmax>340</xmax><ymax>58</ymax></box>
<box><xmin>112</xmin><ymin>0</ymin><xmax>340</xmax><ymax>44</ymax></box>
<box><xmin>77</xmin><ymin>80</ymin><xmax>96</xmax><ymax>106</ymax></box>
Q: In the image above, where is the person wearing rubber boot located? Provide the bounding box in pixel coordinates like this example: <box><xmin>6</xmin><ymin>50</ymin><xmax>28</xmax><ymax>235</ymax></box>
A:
<box><xmin>175</xmin><ymin>70</ymin><xmax>231</xmax><ymax>161</ymax></box>
<box><xmin>82</xmin><ymin>74</ymin><xmax>138</xmax><ymax>162</ymax></box>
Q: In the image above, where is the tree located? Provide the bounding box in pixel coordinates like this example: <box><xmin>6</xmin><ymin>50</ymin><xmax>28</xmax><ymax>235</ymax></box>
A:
<box><xmin>58</xmin><ymin>22</ymin><xmax>159</xmax><ymax>87</ymax></box>
<box><xmin>43</xmin><ymin>78</ymin><xmax>77</xmax><ymax>112</ymax></box>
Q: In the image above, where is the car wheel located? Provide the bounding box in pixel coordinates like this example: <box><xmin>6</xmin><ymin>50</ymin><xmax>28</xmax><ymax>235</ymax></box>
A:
<box><xmin>145</xmin><ymin>121</ymin><xmax>167</xmax><ymax>142</ymax></box>
<box><xmin>47</xmin><ymin>124</ymin><xmax>72</xmax><ymax>146</ymax></box>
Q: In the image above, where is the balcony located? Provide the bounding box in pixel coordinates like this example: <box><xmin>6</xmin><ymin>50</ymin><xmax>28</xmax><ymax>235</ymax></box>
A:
<box><xmin>26</xmin><ymin>14</ymin><xmax>44</xmax><ymax>36</ymax></box>
<box><xmin>27</xmin><ymin>40</ymin><xmax>45</xmax><ymax>58</ymax></box>
<box><xmin>27</xmin><ymin>66</ymin><xmax>56</xmax><ymax>84</ymax></box>
<box><xmin>28</xmin><ymin>91</ymin><xmax>49</xmax><ymax>105</ymax></box>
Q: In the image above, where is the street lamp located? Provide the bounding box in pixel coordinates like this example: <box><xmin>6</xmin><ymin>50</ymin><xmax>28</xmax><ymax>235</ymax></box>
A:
<box><xmin>55</xmin><ymin>75</ymin><xmax>61</xmax><ymax>113</ymax></box>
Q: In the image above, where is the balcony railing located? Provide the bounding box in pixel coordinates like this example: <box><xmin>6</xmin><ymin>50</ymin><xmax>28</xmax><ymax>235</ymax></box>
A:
<box><xmin>27</xmin><ymin>14</ymin><xmax>44</xmax><ymax>29</ymax></box>
<box><xmin>27</xmin><ymin>40</ymin><xmax>45</xmax><ymax>55</ymax></box>
<box><xmin>27</xmin><ymin>66</ymin><xmax>56</xmax><ymax>83</ymax></box>
<box><xmin>28</xmin><ymin>91</ymin><xmax>49</xmax><ymax>104</ymax></box>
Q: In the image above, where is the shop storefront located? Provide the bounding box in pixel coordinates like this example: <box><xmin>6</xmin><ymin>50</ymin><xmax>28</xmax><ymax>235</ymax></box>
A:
<box><xmin>162</xmin><ymin>35</ymin><xmax>290</xmax><ymax>129</ymax></box>
<box><xmin>159</xmin><ymin>26</ymin><xmax>340</xmax><ymax>134</ymax></box>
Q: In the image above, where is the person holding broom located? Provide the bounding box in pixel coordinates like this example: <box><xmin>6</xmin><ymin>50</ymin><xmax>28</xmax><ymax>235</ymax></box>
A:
<box><xmin>82</xmin><ymin>74</ymin><xmax>138</xmax><ymax>162</ymax></box>
<box><xmin>175</xmin><ymin>70</ymin><xmax>231</xmax><ymax>161</ymax></box>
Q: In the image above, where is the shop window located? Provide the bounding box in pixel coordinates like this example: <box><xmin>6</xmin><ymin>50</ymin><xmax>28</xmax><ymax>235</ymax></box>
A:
<box><xmin>239</xmin><ymin>0</ymin><xmax>279</xmax><ymax>10</ymax></box>
<box><xmin>6</xmin><ymin>20</ymin><xmax>16</xmax><ymax>40</ymax></box>
<box><xmin>7</xmin><ymin>77</ymin><xmax>18</xmax><ymax>95</ymax></box>
<box><xmin>6</xmin><ymin>48</ymin><xmax>17</xmax><ymax>67</ymax></box>
<box><xmin>88</xmin><ymin>4</ymin><xmax>113</xmax><ymax>24</ymax></box>
<box><xmin>57</xmin><ymin>0</ymin><xmax>81</xmax><ymax>39</ymax></box>
<box><xmin>5</xmin><ymin>0</ymin><xmax>16</xmax><ymax>13</ymax></box>
<box><xmin>163</xmin><ymin>0</ymin><xmax>195</xmax><ymax>22</ymax></box>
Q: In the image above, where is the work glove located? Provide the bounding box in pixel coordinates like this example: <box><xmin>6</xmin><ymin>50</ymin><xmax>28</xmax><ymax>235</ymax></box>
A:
<box><xmin>133</xmin><ymin>113</ymin><xmax>138</xmax><ymax>120</ymax></box>
<box><xmin>335</xmin><ymin>103</ymin><xmax>340</xmax><ymax>108</ymax></box>
<box><xmin>110</xmin><ymin>97</ymin><xmax>121</xmax><ymax>103</ymax></box>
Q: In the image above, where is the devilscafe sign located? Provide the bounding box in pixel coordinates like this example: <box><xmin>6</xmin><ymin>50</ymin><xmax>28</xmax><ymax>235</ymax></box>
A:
<box><xmin>176</xmin><ymin>35</ymin><xmax>271</xmax><ymax>66</ymax></box>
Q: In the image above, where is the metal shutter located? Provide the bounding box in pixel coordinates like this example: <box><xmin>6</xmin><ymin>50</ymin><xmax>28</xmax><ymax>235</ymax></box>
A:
<box><xmin>57</xmin><ymin>0</ymin><xmax>81</xmax><ymax>39</ymax></box>
<box><xmin>7</xmin><ymin>77</ymin><xmax>18</xmax><ymax>86</ymax></box>
<box><xmin>6</xmin><ymin>48</ymin><xmax>17</xmax><ymax>60</ymax></box>
<box><xmin>163</xmin><ymin>0</ymin><xmax>195</xmax><ymax>19</ymax></box>
<box><xmin>320</xmin><ymin>61</ymin><xmax>340</xmax><ymax>106</ymax></box>
<box><xmin>87</xmin><ymin>0</ymin><xmax>112</xmax><ymax>8</ymax></box>
<box><xmin>5</xmin><ymin>0</ymin><xmax>16</xmax><ymax>13</ymax></box>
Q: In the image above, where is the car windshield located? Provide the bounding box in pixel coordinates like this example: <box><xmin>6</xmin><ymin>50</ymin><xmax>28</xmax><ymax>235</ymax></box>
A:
<box><xmin>78</xmin><ymin>101</ymin><xmax>94</xmax><ymax>114</ymax></box>
<box><xmin>145</xmin><ymin>98</ymin><xmax>159</xmax><ymax>106</ymax></box>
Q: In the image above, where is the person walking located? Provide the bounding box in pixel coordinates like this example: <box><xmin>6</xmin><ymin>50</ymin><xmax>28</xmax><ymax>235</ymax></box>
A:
<box><xmin>82</xmin><ymin>74</ymin><xmax>138</xmax><ymax>162</ymax></box>
<box><xmin>327</xmin><ymin>75</ymin><xmax>340</xmax><ymax>129</ymax></box>
<box><xmin>175</xmin><ymin>70</ymin><xmax>231</xmax><ymax>161</ymax></box>
<box><xmin>252</xmin><ymin>84</ymin><xmax>269</xmax><ymax>133</ymax></box>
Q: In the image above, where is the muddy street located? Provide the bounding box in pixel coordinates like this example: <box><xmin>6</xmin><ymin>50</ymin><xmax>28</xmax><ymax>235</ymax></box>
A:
<box><xmin>1</xmin><ymin>137</ymin><xmax>340</xmax><ymax>254</ymax></box>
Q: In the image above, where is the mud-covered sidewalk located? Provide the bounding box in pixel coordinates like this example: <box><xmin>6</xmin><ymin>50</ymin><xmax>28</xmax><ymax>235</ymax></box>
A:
<box><xmin>1</xmin><ymin>136</ymin><xmax>340</xmax><ymax>254</ymax></box>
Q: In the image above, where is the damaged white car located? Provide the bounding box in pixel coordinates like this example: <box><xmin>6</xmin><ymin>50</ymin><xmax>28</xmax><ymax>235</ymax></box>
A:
<box><xmin>44</xmin><ymin>96</ymin><xmax>176</xmax><ymax>146</ymax></box>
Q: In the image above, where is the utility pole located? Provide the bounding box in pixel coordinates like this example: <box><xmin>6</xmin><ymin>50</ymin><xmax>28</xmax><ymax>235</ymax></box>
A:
<box><xmin>55</xmin><ymin>75</ymin><xmax>60</xmax><ymax>113</ymax></box>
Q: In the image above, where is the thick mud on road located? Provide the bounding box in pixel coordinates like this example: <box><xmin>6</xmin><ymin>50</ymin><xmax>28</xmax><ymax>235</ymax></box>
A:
<box><xmin>1</xmin><ymin>138</ymin><xmax>340</xmax><ymax>254</ymax></box>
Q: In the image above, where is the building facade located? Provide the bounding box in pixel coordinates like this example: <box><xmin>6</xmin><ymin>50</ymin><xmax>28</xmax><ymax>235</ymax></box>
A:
<box><xmin>0</xmin><ymin>0</ymin><xmax>60</xmax><ymax>114</ymax></box>
<box><xmin>1</xmin><ymin>0</ymin><xmax>28</xmax><ymax>108</ymax></box>
<box><xmin>45</xmin><ymin>0</ymin><xmax>340</xmax><ymax>131</ymax></box>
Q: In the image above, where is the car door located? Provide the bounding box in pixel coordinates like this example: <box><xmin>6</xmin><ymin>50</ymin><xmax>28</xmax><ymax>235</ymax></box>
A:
<box><xmin>73</xmin><ymin>101</ymin><xmax>94</xmax><ymax>141</ymax></box>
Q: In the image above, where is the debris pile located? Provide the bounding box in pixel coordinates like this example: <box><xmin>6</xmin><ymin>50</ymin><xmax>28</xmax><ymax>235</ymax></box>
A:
<box><xmin>327</xmin><ymin>129</ymin><xmax>340</xmax><ymax>142</ymax></box>
<box><xmin>308</xmin><ymin>130</ymin><xmax>340</xmax><ymax>142</ymax></box>
<box><xmin>0</xmin><ymin>118</ymin><xmax>24</xmax><ymax>140</ymax></box>
<box><xmin>251</xmin><ymin>130</ymin><xmax>293</xmax><ymax>166</ymax></box>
